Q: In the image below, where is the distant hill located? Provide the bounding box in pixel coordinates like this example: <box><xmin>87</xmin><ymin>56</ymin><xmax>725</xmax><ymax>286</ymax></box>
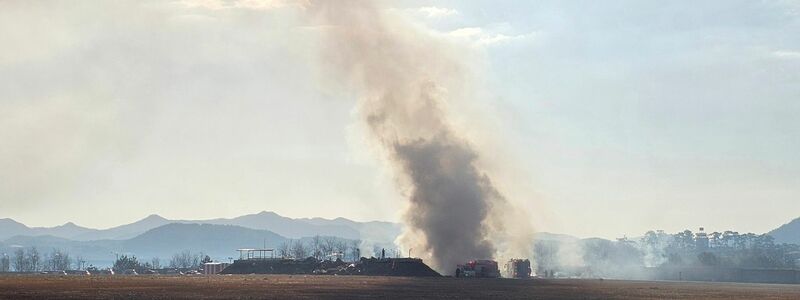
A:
<box><xmin>299</xmin><ymin>217</ymin><xmax>402</xmax><ymax>244</ymax></box>
<box><xmin>0</xmin><ymin>218</ymin><xmax>31</xmax><ymax>240</ymax></box>
<box><xmin>535</xmin><ymin>232</ymin><xmax>581</xmax><ymax>242</ymax></box>
<box><xmin>1</xmin><ymin>234</ymin><xmax>123</xmax><ymax>267</ymax></box>
<box><xmin>0</xmin><ymin>212</ymin><xmax>398</xmax><ymax>267</ymax></box>
<box><xmin>198</xmin><ymin>211</ymin><xmax>363</xmax><ymax>240</ymax></box>
<box><xmin>74</xmin><ymin>214</ymin><xmax>171</xmax><ymax>241</ymax></box>
<box><xmin>0</xmin><ymin>219</ymin><xmax>99</xmax><ymax>241</ymax></box>
<box><xmin>0</xmin><ymin>221</ymin><xmax>594</xmax><ymax>268</ymax></box>
<box><xmin>30</xmin><ymin>222</ymin><xmax>99</xmax><ymax>240</ymax></box>
<box><xmin>769</xmin><ymin>218</ymin><xmax>800</xmax><ymax>244</ymax></box>
<box><xmin>0</xmin><ymin>211</ymin><xmax>400</xmax><ymax>244</ymax></box>
<box><xmin>0</xmin><ymin>223</ymin><xmax>286</xmax><ymax>265</ymax></box>
<box><xmin>121</xmin><ymin>223</ymin><xmax>286</xmax><ymax>259</ymax></box>
<box><xmin>3</xmin><ymin>234</ymin><xmax>76</xmax><ymax>247</ymax></box>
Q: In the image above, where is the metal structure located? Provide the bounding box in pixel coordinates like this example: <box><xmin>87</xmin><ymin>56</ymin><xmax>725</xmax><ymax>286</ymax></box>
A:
<box><xmin>695</xmin><ymin>227</ymin><xmax>709</xmax><ymax>250</ymax></box>
<box><xmin>236</xmin><ymin>248</ymin><xmax>276</xmax><ymax>260</ymax></box>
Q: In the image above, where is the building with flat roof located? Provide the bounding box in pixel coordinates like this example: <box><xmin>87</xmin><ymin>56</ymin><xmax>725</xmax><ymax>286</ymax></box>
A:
<box><xmin>203</xmin><ymin>262</ymin><xmax>230</xmax><ymax>275</ymax></box>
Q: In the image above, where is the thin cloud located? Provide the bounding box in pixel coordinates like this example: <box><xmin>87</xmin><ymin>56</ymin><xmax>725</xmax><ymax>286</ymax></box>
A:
<box><xmin>773</xmin><ymin>50</ymin><xmax>800</xmax><ymax>59</ymax></box>
<box><xmin>449</xmin><ymin>27</ymin><xmax>536</xmax><ymax>46</ymax></box>
<box><xmin>476</xmin><ymin>33</ymin><xmax>533</xmax><ymax>46</ymax></box>
<box><xmin>418</xmin><ymin>6</ymin><xmax>459</xmax><ymax>18</ymax></box>
<box><xmin>449</xmin><ymin>27</ymin><xmax>483</xmax><ymax>38</ymax></box>
<box><xmin>177</xmin><ymin>0</ymin><xmax>291</xmax><ymax>10</ymax></box>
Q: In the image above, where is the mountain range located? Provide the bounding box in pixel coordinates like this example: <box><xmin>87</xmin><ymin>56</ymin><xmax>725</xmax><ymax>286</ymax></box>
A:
<box><xmin>769</xmin><ymin>217</ymin><xmax>800</xmax><ymax>245</ymax></box>
<box><xmin>1</xmin><ymin>212</ymin><xmax>797</xmax><ymax>268</ymax></box>
<box><xmin>0</xmin><ymin>211</ymin><xmax>400</xmax><ymax>243</ymax></box>
<box><xmin>0</xmin><ymin>223</ymin><xmax>294</xmax><ymax>266</ymax></box>
<box><xmin>0</xmin><ymin>211</ymin><xmax>401</xmax><ymax>267</ymax></box>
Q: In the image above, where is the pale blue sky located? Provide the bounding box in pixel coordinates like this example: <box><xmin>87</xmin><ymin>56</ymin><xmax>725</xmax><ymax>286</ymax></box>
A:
<box><xmin>1</xmin><ymin>0</ymin><xmax>798</xmax><ymax>238</ymax></box>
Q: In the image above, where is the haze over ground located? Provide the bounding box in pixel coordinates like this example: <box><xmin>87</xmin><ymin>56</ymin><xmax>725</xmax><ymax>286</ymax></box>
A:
<box><xmin>1</xmin><ymin>0</ymin><xmax>798</xmax><ymax>239</ymax></box>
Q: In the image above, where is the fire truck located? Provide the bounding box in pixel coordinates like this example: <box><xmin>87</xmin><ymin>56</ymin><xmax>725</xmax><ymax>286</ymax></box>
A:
<box><xmin>504</xmin><ymin>259</ymin><xmax>532</xmax><ymax>278</ymax></box>
<box><xmin>455</xmin><ymin>260</ymin><xmax>500</xmax><ymax>278</ymax></box>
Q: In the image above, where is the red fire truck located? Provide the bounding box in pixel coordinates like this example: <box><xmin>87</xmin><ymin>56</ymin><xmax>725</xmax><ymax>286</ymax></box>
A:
<box><xmin>455</xmin><ymin>260</ymin><xmax>500</xmax><ymax>278</ymax></box>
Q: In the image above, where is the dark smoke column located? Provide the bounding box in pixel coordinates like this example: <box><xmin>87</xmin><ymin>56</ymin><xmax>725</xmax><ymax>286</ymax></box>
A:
<box><xmin>309</xmin><ymin>1</ymin><xmax>525</xmax><ymax>274</ymax></box>
<box><xmin>395</xmin><ymin>134</ymin><xmax>500</xmax><ymax>272</ymax></box>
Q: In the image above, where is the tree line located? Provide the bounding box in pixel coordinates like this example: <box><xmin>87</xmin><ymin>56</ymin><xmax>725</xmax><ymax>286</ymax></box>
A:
<box><xmin>641</xmin><ymin>229</ymin><xmax>800</xmax><ymax>269</ymax></box>
<box><xmin>0</xmin><ymin>236</ymin><xmax>367</xmax><ymax>273</ymax></box>
<box><xmin>0</xmin><ymin>247</ymin><xmax>218</xmax><ymax>273</ymax></box>
<box><xmin>534</xmin><ymin>229</ymin><xmax>800</xmax><ymax>278</ymax></box>
<box><xmin>112</xmin><ymin>250</ymin><xmax>213</xmax><ymax>272</ymax></box>
<box><xmin>277</xmin><ymin>236</ymin><xmax>361</xmax><ymax>262</ymax></box>
<box><xmin>0</xmin><ymin>247</ymin><xmax>86</xmax><ymax>272</ymax></box>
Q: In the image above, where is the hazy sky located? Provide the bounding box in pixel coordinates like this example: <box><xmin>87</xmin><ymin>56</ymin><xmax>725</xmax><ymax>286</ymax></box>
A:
<box><xmin>1</xmin><ymin>0</ymin><xmax>798</xmax><ymax>239</ymax></box>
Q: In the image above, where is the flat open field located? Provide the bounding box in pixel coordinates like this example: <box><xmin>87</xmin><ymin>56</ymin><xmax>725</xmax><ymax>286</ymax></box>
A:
<box><xmin>1</xmin><ymin>274</ymin><xmax>800</xmax><ymax>299</ymax></box>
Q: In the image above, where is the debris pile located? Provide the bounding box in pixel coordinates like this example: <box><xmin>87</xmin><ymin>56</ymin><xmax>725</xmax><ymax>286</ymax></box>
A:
<box><xmin>220</xmin><ymin>257</ymin><xmax>441</xmax><ymax>277</ymax></box>
<box><xmin>340</xmin><ymin>258</ymin><xmax>441</xmax><ymax>277</ymax></box>
<box><xmin>220</xmin><ymin>258</ymin><xmax>320</xmax><ymax>275</ymax></box>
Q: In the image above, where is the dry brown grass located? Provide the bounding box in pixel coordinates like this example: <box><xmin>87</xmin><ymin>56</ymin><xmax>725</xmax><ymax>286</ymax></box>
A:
<box><xmin>1</xmin><ymin>274</ymin><xmax>800</xmax><ymax>299</ymax></box>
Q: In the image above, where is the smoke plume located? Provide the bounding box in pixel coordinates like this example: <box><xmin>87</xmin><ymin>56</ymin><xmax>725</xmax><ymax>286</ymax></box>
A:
<box><xmin>308</xmin><ymin>1</ymin><xmax>532</xmax><ymax>273</ymax></box>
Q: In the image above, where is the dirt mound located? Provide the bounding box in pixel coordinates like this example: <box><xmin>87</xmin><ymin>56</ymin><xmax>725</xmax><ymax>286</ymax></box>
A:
<box><xmin>220</xmin><ymin>258</ymin><xmax>320</xmax><ymax>275</ymax></box>
<box><xmin>221</xmin><ymin>257</ymin><xmax>441</xmax><ymax>277</ymax></box>
<box><xmin>343</xmin><ymin>258</ymin><xmax>441</xmax><ymax>277</ymax></box>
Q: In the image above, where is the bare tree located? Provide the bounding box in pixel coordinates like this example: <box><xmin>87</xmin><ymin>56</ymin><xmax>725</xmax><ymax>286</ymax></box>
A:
<box><xmin>0</xmin><ymin>253</ymin><xmax>9</xmax><ymax>272</ymax></box>
<box><xmin>169</xmin><ymin>250</ymin><xmax>197</xmax><ymax>269</ymax></box>
<box><xmin>291</xmin><ymin>240</ymin><xmax>308</xmax><ymax>259</ymax></box>
<box><xmin>27</xmin><ymin>247</ymin><xmax>40</xmax><ymax>272</ymax></box>
<box><xmin>150</xmin><ymin>257</ymin><xmax>161</xmax><ymax>269</ymax></box>
<box><xmin>191</xmin><ymin>252</ymin><xmax>201</xmax><ymax>268</ymax></box>
<box><xmin>349</xmin><ymin>240</ymin><xmax>361</xmax><ymax>262</ymax></box>
<box><xmin>60</xmin><ymin>250</ymin><xmax>71</xmax><ymax>271</ymax></box>
<box><xmin>334</xmin><ymin>240</ymin><xmax>347</xmax><ymax>261</ymax></box>
<box><xmin>44</xmin><ymin>249</ymin><xmax>71</xmax><ymax>271</ymax></box>
<box><xmin>311</xmin><ymin>235</ymin><xmax>322</xmax><ymax>260</ymax></box>
<box><xmin>73</xmin><ymin>256</ymin><xmax>87</xmax><ymax>270</ymax></box>
<box><xmin>322</xmin><ymin>237</ymin><xmax>337</xmax><ymax>259</ymax></box>
<box><xmin>169</xmin><ymin>253</ymin><xmax>180</xmax><ymax>268</ymax></box>
<box><xmin>12</xmin><ymin>249</ymin><xmax>26</xmax><ymax>272</ymax></box>
<box><xmin>278</xmin><ymin>240</ymin><xmax>291</xmax><ymax>258</ymax></box>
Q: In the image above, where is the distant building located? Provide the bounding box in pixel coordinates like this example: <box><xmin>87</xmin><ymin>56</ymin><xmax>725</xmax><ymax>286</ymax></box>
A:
<box><xmin>203</xmin><ymin>262</ymin><xmax>230</xmax><ymax>275</ymax></box>
<box><xmin>696</xmin><ymin>227</ymin><xmax>709</xmax><ymax>250</ymax></box>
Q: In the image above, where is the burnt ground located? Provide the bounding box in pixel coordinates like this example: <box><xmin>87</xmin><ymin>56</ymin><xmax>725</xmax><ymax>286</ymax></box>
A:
<box><xmin>1</xmin><ymin>274</ymin><xmax>800</xmax><ymax>299</ymax></box>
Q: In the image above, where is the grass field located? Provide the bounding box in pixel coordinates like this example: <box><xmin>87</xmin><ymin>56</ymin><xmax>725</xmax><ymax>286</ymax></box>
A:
<box><xmin>1</xmin><ymin>274</ymin><xmax>800</xmax><ymax>299</ymax></box>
